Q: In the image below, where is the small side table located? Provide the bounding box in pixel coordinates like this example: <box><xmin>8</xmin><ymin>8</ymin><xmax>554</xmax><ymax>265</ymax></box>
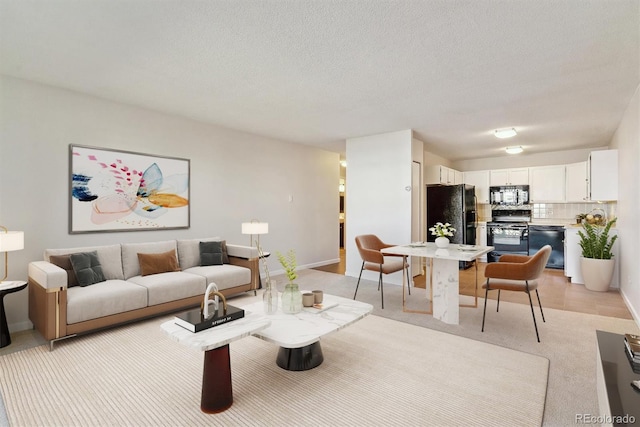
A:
<box><xmin>1</xmin><ymin>280</ymin><xmax>28</xmax><ymax>348</ymax></box>
<box><xmin>161</xmin><ymin>313</ymin><xmax>270</xmax><ymax>413</ymax></box>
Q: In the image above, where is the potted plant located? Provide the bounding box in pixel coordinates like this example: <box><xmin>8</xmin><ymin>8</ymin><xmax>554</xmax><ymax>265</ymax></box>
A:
<box><xmin>429</xmin><ymin>222</ymin><xmax>456</xmax><ymax>248</ymax></box>
<box><xmin>276</xmin><ymin>249</ymin><xmax>302</xmax><ymax>313</ymax></box>
<box><xmin>577</xmin><ymin>217</ymin><xmax>618</xmax><ymax>292</ymax></box>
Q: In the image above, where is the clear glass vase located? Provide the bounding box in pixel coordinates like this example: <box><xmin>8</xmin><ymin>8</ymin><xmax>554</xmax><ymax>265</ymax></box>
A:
<box><xmin>281</xmin><ymin>283</ymin><xmax>303</xmax><ymax>314</ymax></box>
<box><xmin>263</xmin><ymin>279</ymin><xmax>278</xmax><ymax>315</ymax></box>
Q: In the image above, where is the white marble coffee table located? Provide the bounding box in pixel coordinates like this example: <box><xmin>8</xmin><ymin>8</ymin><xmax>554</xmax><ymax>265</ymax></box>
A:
<box><xmin>240</xmin><ymin>293</ymin><xmax>373</xmax><ymax>371</ymax></box>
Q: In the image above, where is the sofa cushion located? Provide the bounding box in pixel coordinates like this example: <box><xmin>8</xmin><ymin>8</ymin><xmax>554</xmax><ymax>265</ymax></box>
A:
<box><xmin>122</xmin><ymin>240</ymin><xmax>177</xmax><ymax>279</ymax></box>
<box><xmin>184</xmin><ymin>264</ymin><xmax>251</xmax><ymax>291</ymax></box>
<box><xmin>69</xmin><ymin>251</ymin><xmax>106</xmax><ymax>287</ymax></box>
<box><xmin>66</xmin><ymin>280</ymin><xmax>148</xmax><ymax>324</ymax></box>
<box><xmin>49</xmin><ymin>255</ymin><xmax>80</xmax><ymax>288</ymax></box>
<box><xmin>127</xmin><ymin>271</ymin><xmax>206</xmax><ymax>306</ymax></box>
<box><xmin>177</xmin><ymin>237</ymin><xmax>223</xmax><ymax>269</ymax></box>
<box><xmin>138</xmin><ymin>249</ymin><xmax>180</xmax><ymax>276</ymax></box>
<box><xmin>45</xmin><ymin>244</ymin><xmax>124</xmax><ymax>280</ymax></box>
<box><xmin>199</xmin><ymin>241</ymin><xmax>224</xmax><ymax>266</ymax></box>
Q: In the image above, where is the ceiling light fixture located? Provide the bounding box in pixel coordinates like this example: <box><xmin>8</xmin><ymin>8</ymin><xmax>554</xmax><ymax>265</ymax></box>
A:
<box><xmin>494</xmin><ymin>128</ymin><xmax>517</xmax><ymax>139</ymax></box>
<box><xmin>505</xmin><ymin>146</ymin><xmax>524</xmax><ymax>154</ymax></box>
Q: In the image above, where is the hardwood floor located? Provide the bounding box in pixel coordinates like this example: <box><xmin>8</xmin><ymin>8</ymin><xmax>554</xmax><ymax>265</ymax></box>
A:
<box><xmin>313</xmin><ymin>249</ymin><xmax>633</xmax><ymax>320</ymax></box>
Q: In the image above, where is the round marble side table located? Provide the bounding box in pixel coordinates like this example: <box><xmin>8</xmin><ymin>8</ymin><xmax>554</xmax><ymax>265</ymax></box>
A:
<box><xmin>0</xmin><ymin>280</ymin><xmax>27</xmax><ymax>348</ymax></box>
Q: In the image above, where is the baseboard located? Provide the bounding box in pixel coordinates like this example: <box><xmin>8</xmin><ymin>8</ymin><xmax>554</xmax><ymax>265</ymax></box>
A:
<box><xmin>620</xmin><ymin>288</ymin><xmax>640</xmax><ymax>329</ymax></box>
<box><xmin>300</xmin><ymin>259</ymin><xmax>341</xmax><ymax>269</ymax></box>
<box><xmin>9</xmin><ymin>320</ymin><xmax>33</xmax><ymax>333</ymax></box>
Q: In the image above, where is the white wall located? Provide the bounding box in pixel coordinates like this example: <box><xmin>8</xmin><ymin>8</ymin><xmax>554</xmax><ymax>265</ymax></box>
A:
<box><xmin>345</xmin><ymin>130</ymin><xmax>413</xmax><ymax>285</ymax></box>
<box><xmin>610</xmin><ymin>84</ymin><xmax>640</xmax><ymax>324</ymax></box>
<box><xmin>0</xmin><ymin>76</ymin><xmax>340</xmax><ymax>331</ymax></box>
<box><xmin>423</xmin><ymin>150</ymin><xmax>452</xmax><ymax>167</ymax></box>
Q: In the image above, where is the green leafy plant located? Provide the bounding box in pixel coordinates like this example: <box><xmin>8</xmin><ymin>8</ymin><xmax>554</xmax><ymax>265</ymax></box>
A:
<box><xmin>276</xmin><ymin>249</ymin><xmax>298</xmax><ymax>284</ymax></box>
<box><xmin>578</xmin><ymin>217</ymin><xmax>617</xmax><ymax>259</ymax></box>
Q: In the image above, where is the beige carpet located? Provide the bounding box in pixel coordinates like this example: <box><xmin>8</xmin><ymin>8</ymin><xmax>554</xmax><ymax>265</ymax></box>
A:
<box><xmin>297</xmin><ymin>269</ymin><xmax>640</xmax><ymax>426</ymax></box>
<box><xmin>0</xmin><ymin>312</ymin><xmax>548</xmax><ymax>426</ymax></box>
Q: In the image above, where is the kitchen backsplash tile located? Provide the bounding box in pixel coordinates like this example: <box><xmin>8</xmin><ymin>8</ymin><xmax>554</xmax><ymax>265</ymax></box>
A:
<box><xmin>477</xmin><ymin>202</ymin><xmax>617</xmax><ymax>225</ymax></box>
<box><xmin>532</xmin><ymin>202</ymin><xmax>616</xmax><ymax>224</ymax></box>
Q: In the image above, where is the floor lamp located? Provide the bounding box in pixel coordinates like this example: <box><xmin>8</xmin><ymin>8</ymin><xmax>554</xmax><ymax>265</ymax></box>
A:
<box><xmin>0</xmin><ymin>226</ymin><xmax>24</xmax><ymax>283</ymax></box>
<box><xmin>241</xmin><ymin>220</ymin><xmax>269</xmax><ymax>249</ymax></box>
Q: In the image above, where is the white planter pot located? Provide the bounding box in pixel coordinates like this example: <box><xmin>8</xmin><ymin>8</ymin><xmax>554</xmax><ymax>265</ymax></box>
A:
<box><xmin>435</xmin><ymin>236</ymin><xmax>450</xmax><ymax>248</ymax></box>
<box><xmin>580</xmin><ymin>257</ymin><xmax>615</xmax><ymax>292</ymax></box>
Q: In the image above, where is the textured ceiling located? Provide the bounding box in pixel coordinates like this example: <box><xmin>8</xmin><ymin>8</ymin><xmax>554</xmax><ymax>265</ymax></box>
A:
<box><xmin>1</xmin><ymin>0</ymin><xmax>638</xmax><ymax>160</ymax></box>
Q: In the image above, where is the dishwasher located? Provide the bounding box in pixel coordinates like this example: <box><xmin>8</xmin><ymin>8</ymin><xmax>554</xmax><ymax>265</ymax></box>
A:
<box><xmin>528</xmin><ymin>225</ymin><xmax>565</xmax><ymax>269</ymax></box>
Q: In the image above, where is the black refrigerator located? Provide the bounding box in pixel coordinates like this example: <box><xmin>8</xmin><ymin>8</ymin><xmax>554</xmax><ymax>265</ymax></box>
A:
<box><xmin>426</xmin><ymin>184</ymin><xmax>477</xmax><ymax>266</ymax></box>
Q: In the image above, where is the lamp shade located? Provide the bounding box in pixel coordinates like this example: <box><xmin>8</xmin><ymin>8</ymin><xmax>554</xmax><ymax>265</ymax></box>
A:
<box><xmin>0</xmin><ymin>231</ymin><xmax>24</xmax><ymax>252</ymax></box>
<box><xmin>241</xmin><ymin>222</ymin><xmax>268</xmax><ymax>235</ymax></box>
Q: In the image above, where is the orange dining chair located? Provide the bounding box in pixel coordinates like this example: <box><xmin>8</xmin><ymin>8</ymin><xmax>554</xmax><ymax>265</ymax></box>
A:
<box><xmin>354</xmin><ymin>234</ymin><xmax>410</xmax><ymax>309</ymax></box>
<box><xmin>481</xmin><ymin>245</ymin><xmax>552</xmax><ymax>342</ymax></box>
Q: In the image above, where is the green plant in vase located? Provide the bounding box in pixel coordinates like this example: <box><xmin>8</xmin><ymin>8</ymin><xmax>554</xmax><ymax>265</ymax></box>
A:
<box><xmin>277</xmin><ymin>249</ymin><xmax>302</xmax><ymax>313</ymax></box>
<box><xmin>577</xmin><ymin>218</ymin><xmax>617</xmax><ymax>259</ymax></box>
<box><xmin>577</xmin><ymin>217</ymin><xmax>618</xmax><ymax>292</ymax></box>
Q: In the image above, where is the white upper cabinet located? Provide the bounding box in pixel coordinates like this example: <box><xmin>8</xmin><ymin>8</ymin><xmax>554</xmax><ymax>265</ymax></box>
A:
<box><xmin>565</xmin><ymin>161</ymin><xmax>589</xmax><ymax>202</ymax></box>
<box><xmin>529</xmin><ymin>165</ymin><xmax>566</xmax><ymax>202</ymax></box>
<box><xmin>589</xmin><ymin>150</ymin><xmax>618</xmax><ymax>201</ymax></box>
<box><xmin>490</xmin><ymin>168</ymin><xmax>529</xmax><ymax>186</ymax></box>
<box><xmin>453</xmin><ymin>169</ymin><xmax>464</xmax><ymax>185</ymax></box>
<box><xmin>425</xmin><ymin>165</ymin><xmax>461</xmax><ymax>185</ymax></box>
<box><xmin>463</xmin><ymin>170</ymin><xmax>490</xmax><ymax>203</ymax></box>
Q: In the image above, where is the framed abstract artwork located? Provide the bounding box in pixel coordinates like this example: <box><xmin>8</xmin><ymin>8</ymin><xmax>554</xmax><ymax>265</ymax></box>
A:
<box><xmin>69</xmin><ymin>145</ymin><xmax>190</xmax><ymax>233</ymax></box>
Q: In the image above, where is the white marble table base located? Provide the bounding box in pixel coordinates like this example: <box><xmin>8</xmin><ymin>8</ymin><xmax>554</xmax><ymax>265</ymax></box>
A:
<box><xmin>431</xmin><ymin>258</ymin><xmax>460</xmax><ymax>324</ymax></box>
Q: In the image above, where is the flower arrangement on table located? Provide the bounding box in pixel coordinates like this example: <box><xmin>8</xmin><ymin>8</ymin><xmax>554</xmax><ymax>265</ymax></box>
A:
<box><xmin>429</xmin><ymin>222</ymin><xmax>456</xmax><ymax>237</ymax></box>
<box><xmin>429</xmin><ymin>222</ymin><xmax>455</xmax><ymax>248</ymax></box>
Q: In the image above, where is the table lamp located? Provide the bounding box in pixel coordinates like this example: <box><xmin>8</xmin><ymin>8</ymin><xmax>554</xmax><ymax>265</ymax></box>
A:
<box><xmin>0</xmin><ymin>226</ymin><xmax>24</xmax><ymax>283</ymax></box>
<box><xmin>241</xmin><ymin>220</ymin><xmax>268</xmax><ymax>248</ymax></box>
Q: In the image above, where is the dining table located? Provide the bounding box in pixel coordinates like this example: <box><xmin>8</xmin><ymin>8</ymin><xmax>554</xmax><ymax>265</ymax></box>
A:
<box><xmin>381</xmin><ymin>242</ymin><xmax>494</xmax><ymax>325</ymax></box>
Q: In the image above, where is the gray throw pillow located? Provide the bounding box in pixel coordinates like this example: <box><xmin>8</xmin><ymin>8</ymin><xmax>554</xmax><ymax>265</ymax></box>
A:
<box><xmin>69</xmin><ymin>251</ymin><xmax>106</xmax><ymax>287</ymax></box>
<box><xmin>200</xmin><ymin>241</ymin><xmax>224</xmax><ymax>266</ymax></box>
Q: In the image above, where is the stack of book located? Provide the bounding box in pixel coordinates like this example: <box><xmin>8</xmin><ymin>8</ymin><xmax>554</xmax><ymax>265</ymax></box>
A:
<box><xmin>174</xmin><ymin>305</ymin><xmax>245</xmax><ymax>333</ymax></box>
<box><xmin>624</xmin><ymin>333</ymin><xmax>640</xmax><ymax>373</ymax></box>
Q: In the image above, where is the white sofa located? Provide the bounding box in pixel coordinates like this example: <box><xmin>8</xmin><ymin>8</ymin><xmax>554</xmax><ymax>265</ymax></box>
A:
<box><xmin>28</xmin><ymin>237</ymin><xmax>259</xmax><ymax>349</ymax></box>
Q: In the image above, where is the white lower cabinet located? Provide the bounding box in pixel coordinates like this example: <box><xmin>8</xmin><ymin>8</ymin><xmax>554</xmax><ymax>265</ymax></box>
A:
<box><xmin>476</xmin><ymin>222</ymin><xmax>487</xmax><ymax>262</ymax></box>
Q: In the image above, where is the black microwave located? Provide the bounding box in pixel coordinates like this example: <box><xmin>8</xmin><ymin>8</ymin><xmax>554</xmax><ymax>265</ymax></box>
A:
<box><xmin>490</xmin><ymin>185</ymin><xmax>530</xmax><ymax>205</ymax></box>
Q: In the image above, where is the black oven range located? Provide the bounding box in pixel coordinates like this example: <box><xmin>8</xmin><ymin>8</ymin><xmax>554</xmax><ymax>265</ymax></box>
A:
<box><xmin>486</xmin><ymin>206</ymin><xmax>532</xmax><ymax>263</ymax></box>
